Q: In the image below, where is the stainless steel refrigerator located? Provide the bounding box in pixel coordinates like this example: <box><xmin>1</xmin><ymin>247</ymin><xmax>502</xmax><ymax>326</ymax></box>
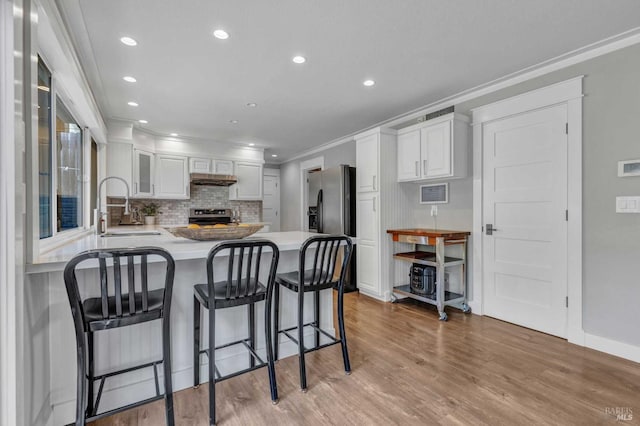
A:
<box><xmin>307</xmin><ymin>165</ymin><xmax>357</xmax><ymax>292</ymax></box>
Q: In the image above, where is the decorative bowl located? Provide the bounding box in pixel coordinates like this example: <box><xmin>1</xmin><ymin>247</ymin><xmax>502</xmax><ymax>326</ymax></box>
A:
<box><xmin>167</xmin><ymin>223</ymin><xmax>266</xmax><ymax>241</ymax></box>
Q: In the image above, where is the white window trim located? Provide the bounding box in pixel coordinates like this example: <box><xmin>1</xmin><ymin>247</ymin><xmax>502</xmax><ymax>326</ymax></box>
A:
<box><xmin>470</xmin><ymin>76</ymin><xmax>584</xmax><ymax>345</ymax></box>
<box><xmin>35</xmin><ymin>61</ymin><xmax>92</xmax><ymax>255</ymax></box>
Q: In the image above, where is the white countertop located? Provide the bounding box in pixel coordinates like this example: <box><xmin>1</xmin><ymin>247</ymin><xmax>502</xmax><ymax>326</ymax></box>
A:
<box><xmin>28</xmin><ymin>226</ymin><xmax>321</xmax><ymax>274</ymax></box>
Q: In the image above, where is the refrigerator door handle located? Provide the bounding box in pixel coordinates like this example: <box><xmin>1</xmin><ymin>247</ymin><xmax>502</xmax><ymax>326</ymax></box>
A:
<box><xmin>317</xmin><ymin>189</ymin><xmax>323</xmax><ymax>233</ymax></box>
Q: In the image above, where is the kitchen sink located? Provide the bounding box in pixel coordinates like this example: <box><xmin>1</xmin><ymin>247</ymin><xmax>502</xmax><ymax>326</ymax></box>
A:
<box><xmin>100</xmin><ymin>231</ymin><xmax>162</xmax><ymax>237</ymax></box>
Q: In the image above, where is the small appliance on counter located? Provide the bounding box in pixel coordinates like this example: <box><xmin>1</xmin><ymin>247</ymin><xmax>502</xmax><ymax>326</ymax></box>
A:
<box><xmin>188</xmin><ymin>208</ymin><xmax>233</xmax><ymax>226</ymax></box>
<box><xmin>410</xmin><ymin>263</ymin><xmax>436</xmax><ymax>296</ymax></box>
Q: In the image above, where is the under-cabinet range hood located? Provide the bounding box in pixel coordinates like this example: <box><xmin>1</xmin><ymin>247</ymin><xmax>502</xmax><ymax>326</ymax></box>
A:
<box><xmin>190</xmin><ymin>173</ymin><xmax>238</xmax><ymax>186</ymax></box>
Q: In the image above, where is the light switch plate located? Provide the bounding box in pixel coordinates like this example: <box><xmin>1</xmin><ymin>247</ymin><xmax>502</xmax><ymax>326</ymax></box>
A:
<box><xmin>616</xmin><ymin>196</ymin><xmax>640</xmax><ymax>213</ymax></box>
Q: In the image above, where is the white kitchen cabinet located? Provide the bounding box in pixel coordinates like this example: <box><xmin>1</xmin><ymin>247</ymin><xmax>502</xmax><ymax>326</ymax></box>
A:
<box><xmin>397</xmin><ymin>129</ymin><xmax>421</xmax><ymax>181</ymax></box>
<box><xmin>213</xmin><ymin>160</ymin><xmax>234</xmax><ymax>175</ymax></box>
<box><xmin>354</xmin><ymin>127</ymin><xmax>410</xmax><ymax>301</ymax></box>
<box><xmin>357</xmin><ymin>192</ymin><xmax>380</xmax><ymax>295</ymax></box>
<box><xmin>396</xmin><ymin>112</ymin><xmax>469</xmax><ymax>182</ymax></box>
<box><xmin>156</xmin><ymin>154</ymin><xmax>189</xmax><ymax>199</ymax></box>
<box><xmin>105</xmin><ymin>142</ymin><xmax>133</xmax><ymax>197</ymax></box>
<box><xmin>189</xmin><ymin>157</ymin><xmax>211</xmax><ymax>174</ymax></box>
<box><xmin>356</xmin><ymin>133</ymin><xmax>379</xmax><ymax>192</ymax></box>
<box><xmin>229</xmin><ymin>162</ymin><xmax>263</xmax><ymax>200</ymax></box>
<box><xmin>133</xmin><ymin>149</ymin><xmax>155</xmax><ymax>197</ymax></box>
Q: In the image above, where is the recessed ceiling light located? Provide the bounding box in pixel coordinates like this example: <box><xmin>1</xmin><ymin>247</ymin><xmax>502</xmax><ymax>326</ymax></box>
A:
<box><xmin>213</xmin><ymin>29</ymin><xmax>229</xmax><ymax>40</ymax></box>
<box><xmin>271</xmin><ymin>154</ymin><xmax>278</xmax><ymax>158</ymax></box>
<box><xmin>138</xmin><ymin>119</ymin><xmax>148</xmax><ymax>124</ymax></box>
<box><xmin>248</xmin><ymin>143</ymin><xmax>255</xmax><ymax>146</ymax></box>
<box><xmin>120</xmin><ymin>36</ymin><xmax>137</xmax><ymax>46</ymax></box>
<box><xmin>230</xmin><ymin>119</ymin><xmax>238</xmax><ymax>124</ymax></box>
<box><xmin>363</xmin><ymin>79</ymin><xmax>375</xmax><ymax>87</ymax></box>
<box><xmin>292</xmin><ymin>55</ymin><xmax>306</xmax><ymax>64</ymax></box>
<box><xmin>123</xmin><ymin>76</ymin><xmax>137</xmax><ymax>83</ymax></box>
<box><xmin>127</xmin><ymin>101</ymin><xmax>139</xmax><ymax>107</ymax></box>
<box><xmin>247</xmin><ymin>102</ymin><xmax>257</xmax><ymax>107</ymax></box>
<box><xmin>170</xmin><ymin>133</ymin><xmax>178</xmax><ymax>137</ymax></box>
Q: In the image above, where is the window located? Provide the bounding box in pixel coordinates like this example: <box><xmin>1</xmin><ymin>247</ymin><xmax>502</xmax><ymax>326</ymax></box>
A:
<box><xmin>38</xmin><ymin>56</ymin><xmax>86</xmax><ymax>239</ymax></box>
<box><xmin>37</xmin><ymin>59</ymin><xmax>52</xmax><ymax>238</ymax></box>
<box><xmin>55</xmin><ymin>99</ymin><xmax>83</xmax><ymax>232</ymax></box>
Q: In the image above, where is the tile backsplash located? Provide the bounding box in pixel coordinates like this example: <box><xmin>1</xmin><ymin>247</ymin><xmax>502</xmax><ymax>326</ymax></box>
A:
<box><xmin>107</xmin><ymin>185</ymin><xmax>261</xmax><ymax>226</ymax></box>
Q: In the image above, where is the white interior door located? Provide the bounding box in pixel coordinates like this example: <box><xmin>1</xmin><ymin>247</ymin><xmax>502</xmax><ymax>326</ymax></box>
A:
<box><xmin>263</xmin><ymin>174</ymin><xmax>280</xmax><ymax>231</ymax></box>
<box><xmin>482</xmin><ymin>104</ymin><xmax>568</xmax><ymax>338</ymax></box>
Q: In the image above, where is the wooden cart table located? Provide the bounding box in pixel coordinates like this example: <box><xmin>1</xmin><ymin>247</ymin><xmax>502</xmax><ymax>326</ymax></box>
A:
<box><xmin>387</xmin><ymin>228</ymin><xmax>471</xmax><ymax>321</ymax></box>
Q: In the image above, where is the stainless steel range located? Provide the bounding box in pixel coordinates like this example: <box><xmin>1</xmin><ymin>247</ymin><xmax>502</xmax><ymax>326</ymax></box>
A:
<box><xmin>188</xmin><ymin>208</ymin><xmax>233</xmax><ymax>226</ymax></box>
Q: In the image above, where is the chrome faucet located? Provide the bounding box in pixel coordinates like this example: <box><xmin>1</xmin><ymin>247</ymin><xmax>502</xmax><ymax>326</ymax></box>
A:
<box><xmin>95</xmin><ymin>176</ymin><xmax>130</xmax><ymax>235</ymax></box>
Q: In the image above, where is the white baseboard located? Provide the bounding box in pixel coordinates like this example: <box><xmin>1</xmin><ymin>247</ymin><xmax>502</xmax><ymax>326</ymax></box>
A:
<box><xmin>584</xmin><ymin>333</ymin><xmax>640</xmax><ymax>364</ymax></box>
<box><xmin>359</xmin><ymin>288</ymin><xmax>386</xmax><ymax>302</ymax></box>
<box><xmin>51</xmin><ymin>328</ymin><xmax>334</xmax><ymax>425</ymax></box>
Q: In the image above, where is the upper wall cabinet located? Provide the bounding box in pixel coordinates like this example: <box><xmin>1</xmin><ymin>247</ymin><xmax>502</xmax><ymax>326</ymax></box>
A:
<box><xmin>229</xmin><ymin>162</ymin><xmax>263</xmax><ymax>200</ymax></box>
<box><xmin>189</xmin><ymin>157</ymin><xmax>211</xmax><ymax>174</ymax></box>
<box><xmin>106</xmin><ymin>142</ymin><xmax>133</xmax><ymax>197</ymax></box>
<box><xmin>133</xmin><ymin>149</ymin><xmax>155</xmax><ymax>197</ymax></box>
<box><xmin>356</xmin><ymin>133</ymin><xmax>380</xmax><ymax>192</ymax></box>
<box><xmin>156</xmin><ymin>154</ymin><xmax>189</xmax><ymax>199</ymax></box>
<box><xmin>396</xmin><ymin>113</ymin><xmax>470</xmax><ymax>182</ymax></box>
<box><xmin>213</xmin><ymin>160</ymin><xmax>234</xmax><ymax>175</ymax></box>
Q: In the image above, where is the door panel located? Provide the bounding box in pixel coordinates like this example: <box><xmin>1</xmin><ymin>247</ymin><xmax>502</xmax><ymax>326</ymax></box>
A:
<box><xmin>356</xmin><ymin>193</ymin><xmax>378</xmax><ymax>245</ymax></box>
<box><xmin>482</xmin><ymin>104</ymin><xmax>568</xmax><ymax>338</ymax></box>
<box><xmin>397</xmin><ymin>130</ymin><xmax>420</xmax><ymax>181</ymax></box>
<box><xmin>262</xmin><ymin>174</ymin><xmax>280</xmax><ymax>231</ymax></box>
<box><xmin>356</xmin><ymin>134</ymin><xmax>378</xmax><ymax>192</ymax></box>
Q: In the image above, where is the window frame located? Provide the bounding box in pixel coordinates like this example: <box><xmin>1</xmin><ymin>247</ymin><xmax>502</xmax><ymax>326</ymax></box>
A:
<box><xmin>37</xmin><ymin>55</ymin><xmax>93</xmax><ymax>253</ymax></box>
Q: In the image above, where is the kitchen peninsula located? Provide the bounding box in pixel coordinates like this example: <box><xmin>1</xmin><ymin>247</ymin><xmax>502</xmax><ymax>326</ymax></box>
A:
<box><xmin>27</xmin><ymin>229</ymin><xmax>333</xmax><ymax>425</ymax></box>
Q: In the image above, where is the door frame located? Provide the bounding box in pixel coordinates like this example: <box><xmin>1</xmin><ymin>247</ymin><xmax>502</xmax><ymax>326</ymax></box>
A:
<box><xmin>299</xmin><ymin>156</ymin><xmax>324</xmax><ymax>231</ymax></box>
<box><xmin>471</xmin><ymin>76</ymin><xmax>584</xmax><ymax>344</ymax></box>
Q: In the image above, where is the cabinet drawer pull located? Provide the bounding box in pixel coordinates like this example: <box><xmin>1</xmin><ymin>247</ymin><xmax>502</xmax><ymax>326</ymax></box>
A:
<box><xmin>373</xmin><ymin>197</ymin><xmax>376</xmax><ymax>212</ymax></box>
<box><xmin>423</xmin><ymin>159</ymin><xmax>428</xmax><ymax>175</ymax></box>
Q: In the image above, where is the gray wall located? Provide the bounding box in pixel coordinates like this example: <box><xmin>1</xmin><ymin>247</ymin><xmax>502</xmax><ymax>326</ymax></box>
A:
<box><xmin>454</xmin><ymin>43</ymin><xmax>640</xmax><ymax>346</ymax></box>
<box><xmin>280</xmin><ymin>142</ymin><xmax>356</xmax><ymax>231</ymax></box>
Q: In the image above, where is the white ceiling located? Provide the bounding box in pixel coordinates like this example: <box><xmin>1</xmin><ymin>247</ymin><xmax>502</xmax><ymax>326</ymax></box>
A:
<box><xmin>58</xmin><ymin>0</ymin><xmax>640</xmax><ymax>162</ymax></box>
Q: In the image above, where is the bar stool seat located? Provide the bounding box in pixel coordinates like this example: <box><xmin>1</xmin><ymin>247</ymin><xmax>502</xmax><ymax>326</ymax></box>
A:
<box><xmin>275</xmin><ymin>270</ymin><xmax>334</xmax><ymax>291</ymax></box>
<box><xmin>82</xmin><ymin>289</ymin><xmax>165</xmax><ymax>326</ymax></box>
<box><xmin>194</xmin><ymin>279</ymin><xmax>267</xmax><ymax>309</ymax></box>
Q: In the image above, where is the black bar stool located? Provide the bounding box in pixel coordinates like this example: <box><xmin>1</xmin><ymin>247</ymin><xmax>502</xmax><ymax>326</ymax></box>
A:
<box><xmin>193</xmin><ymin>239</ymin><xmax>279</xmax><ymax>425</ymax></box>
<box><xmin>63</xmin><ymin>247</ymin><xmax>175</xmax><ymax>426</ymax></box>
<box><xmin>273</xmin><ymin>235</ymin><xmax>353</xmax><ymax>392</ymax></box>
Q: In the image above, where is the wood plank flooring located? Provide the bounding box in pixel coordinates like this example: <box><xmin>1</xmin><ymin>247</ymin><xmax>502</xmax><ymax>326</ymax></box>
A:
<box><xmin>92</xmin><ymin>293</ymin><xmax>640</xmax><ymax>425</ymax></box>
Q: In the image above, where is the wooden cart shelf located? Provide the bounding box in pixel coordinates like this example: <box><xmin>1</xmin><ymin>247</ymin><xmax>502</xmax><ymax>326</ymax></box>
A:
<box><xmin>387</xmin><ymin>228</ymin><xmax>471</xmax><ymax>321</ymax></box>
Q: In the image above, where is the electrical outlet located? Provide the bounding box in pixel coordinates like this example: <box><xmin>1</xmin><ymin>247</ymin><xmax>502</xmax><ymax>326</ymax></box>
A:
<box><xmin>430</xmin><ymin>205</ymin><xmax>438</xmax><ymax>217</ymax></box>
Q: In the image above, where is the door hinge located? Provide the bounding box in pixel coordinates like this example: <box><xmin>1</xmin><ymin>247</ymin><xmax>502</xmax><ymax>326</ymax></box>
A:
<box><xmin>565</xmin><ymin>210</ymin><xmax>568</xmax><ymax>221</ymax></box>
<box><xmin>565</xmin><ymin>123</ymin><xmax>568</xmax><ymax>134</ymax></box>
<box><xmin>566</xmin><ymin>296</ymin><xmax>568</xmax><ymax>308</ymax></box>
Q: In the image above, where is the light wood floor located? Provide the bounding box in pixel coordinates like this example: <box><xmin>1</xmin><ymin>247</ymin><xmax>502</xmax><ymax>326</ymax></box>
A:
<box><xmin>92</xmin><ymin>293</ymin><xmax>640</xmax><ymax>425</ymax></box>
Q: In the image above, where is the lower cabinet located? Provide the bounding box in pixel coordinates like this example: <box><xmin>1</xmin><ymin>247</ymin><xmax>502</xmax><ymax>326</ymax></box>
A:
<box><xmin>155</xmin><ymin>154</ymin><xmax>189</xmax><ymax>199</ymax></box>
<box><xmin>356</xmin><ymin>192</ymin><xmax>381</xmax><ymax>296</ymax></box>
<box><xmin>229</xmin><ymin>162</ymin><xmax>263</xmax><ymax>200</ymax></box>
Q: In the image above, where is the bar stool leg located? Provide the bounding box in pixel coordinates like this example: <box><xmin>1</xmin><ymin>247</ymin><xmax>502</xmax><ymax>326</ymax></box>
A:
<box><xmin>208</xmin><ymin>307</ymin><xmax>217</xmax><ymax>425</ymax></box>
<box><xmin>162</xmin><ymin>317</ymin><xmax>175</xmax><ymax>426</ymax></box>
<box><xmin>249</xmin><ymin>303</ymin><xmax>256</xmax><ymax>368</ymax></box>
<box><xmin>314</xmin><ymin>290</ymin><xmax>320</xmax><ymax>348</ymax></box>
<box><xmin>87</xmin><ymin>331</ymin><xmax>95</xmax><ymax>417</ymax></box>
<box><xmin>273</xmin><ymin>283</ymin><xmax>280</xmax><ymax>361</ymax></box>
<box><xmin>193</xmin><ymin>296</ymin><xmax>201</xmax><ymax>387</ymax></box>
<box><xmin>297</xmin><ymin>288</ymin><xmax>307</xmax><ymax>392</ymax></box>
<box><xmin>337</xmin><ymin>287</ymin><xmax>351</xmax><ymax>374</ymax></box>
<box><xmin>264</xmin><ymin>284</ymin><xmax>278</xmax><ymax>404</ymax></box>
<box><xmin>75</xmin><ymin>331</ymin><xmax>88</xmax><ymax>425</ymax></box>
